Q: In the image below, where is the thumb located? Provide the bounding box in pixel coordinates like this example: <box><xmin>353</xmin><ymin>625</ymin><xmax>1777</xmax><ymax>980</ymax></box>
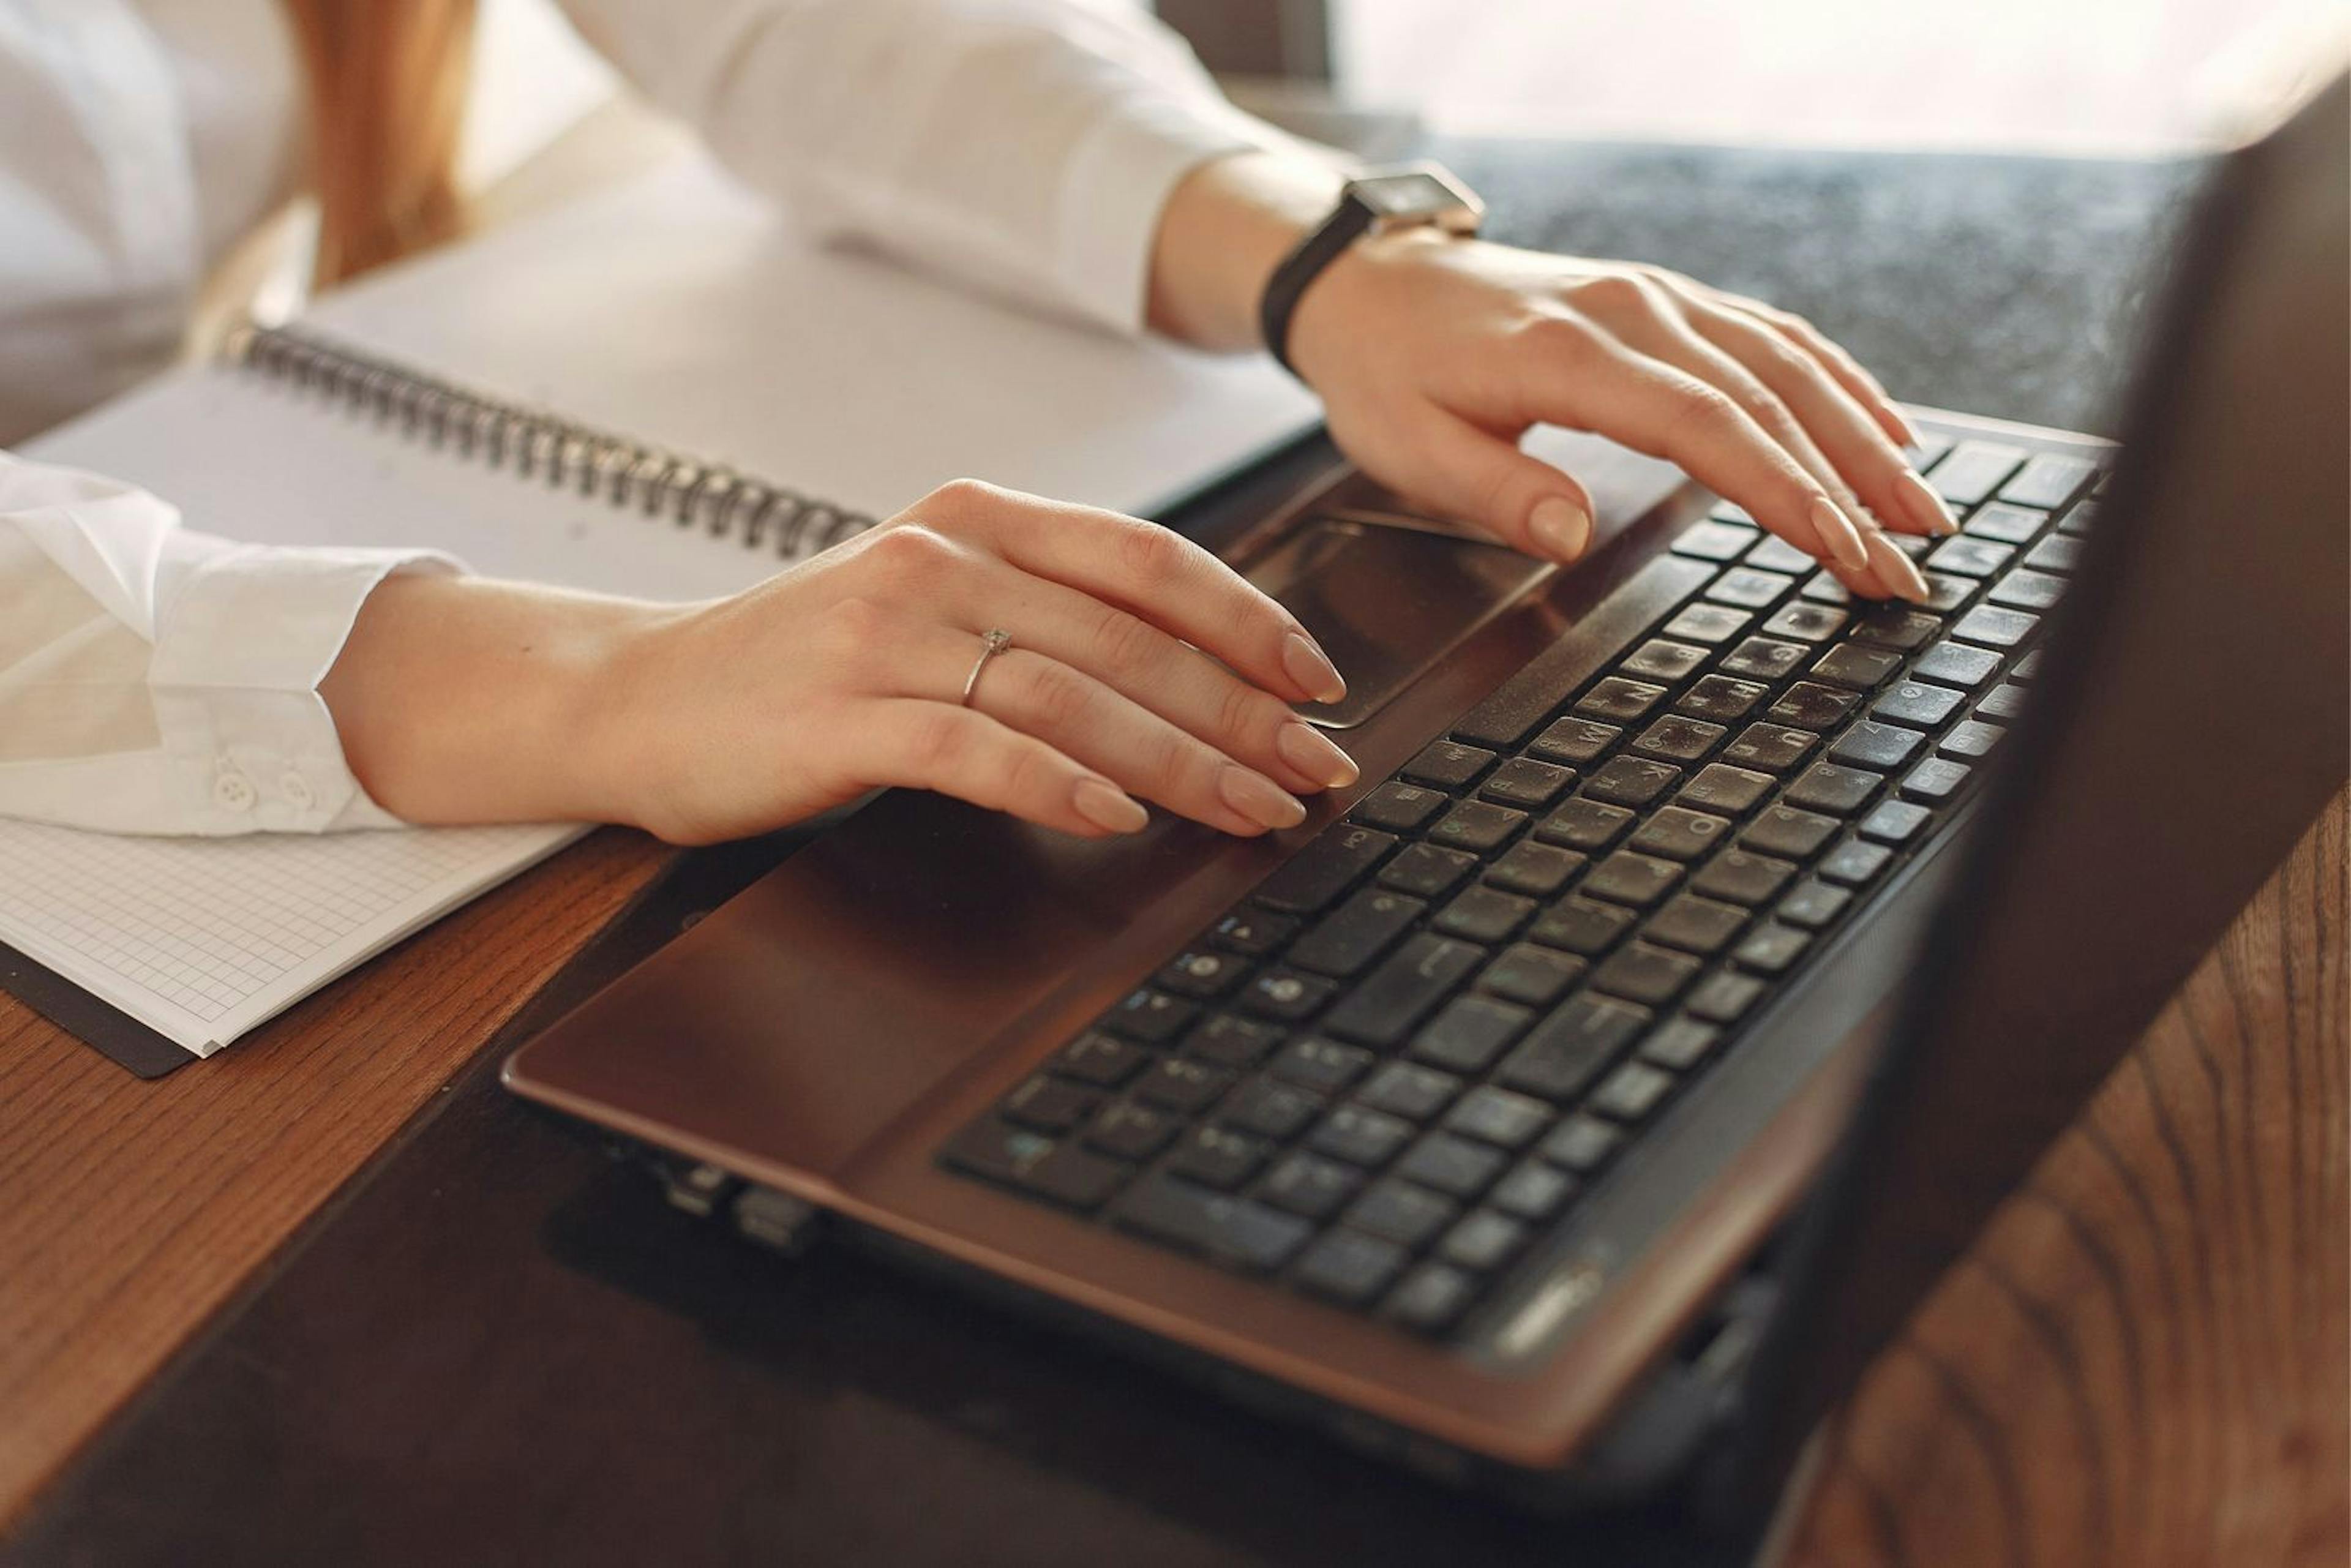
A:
<box><xmin>1369</xmin><ymin>407</ymin><xmax>1597</xmax><ymax>564</ymax></box>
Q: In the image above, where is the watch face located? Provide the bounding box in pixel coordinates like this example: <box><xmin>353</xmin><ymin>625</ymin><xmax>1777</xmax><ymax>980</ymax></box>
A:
<box><xmin>1356</xmin><ymin>170</ymin><xmax>1468</xmax><ymax>219</ymax></box>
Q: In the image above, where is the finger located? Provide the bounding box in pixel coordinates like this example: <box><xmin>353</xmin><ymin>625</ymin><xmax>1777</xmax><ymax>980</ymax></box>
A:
<box><xmin>896</xmin><ymin>626</ymin><xmax>1307</xmax><ymax>836</ymax></box>
<box><xmin>929</xmin><ymin>550</ymin><xmax>1360</xmax><ymax>796</ymax></box>
<box><xmin>907</xmin><ymin>479</ymin><xmax>1346</xmax><ymax>706</ymax></box>
<box><xmin>1343</xmin><ymin>401</ymin><xmax>1599</xmax><ymax>564</ymax></box>
<box><xmin>1722</xmin><ymin>296</ymin><xmax>1922</xmax><ymax>451</ymax></box>
<box><xmin>1683</xmin><ymin>302</ymin><xmax>1956</xmax><ymax>539</ymax></box>
<box><xmin>849</xmin><ymin>698</ymin><xmax>1149</xmax><ymax>838</ymax></box>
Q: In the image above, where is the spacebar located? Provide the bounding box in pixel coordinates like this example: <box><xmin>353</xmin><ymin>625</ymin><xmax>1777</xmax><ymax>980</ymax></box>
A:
<box><xmin>1449</xmin><ymin>552</ymin><xmax>1723</xmax><ymax>749</ymax></box>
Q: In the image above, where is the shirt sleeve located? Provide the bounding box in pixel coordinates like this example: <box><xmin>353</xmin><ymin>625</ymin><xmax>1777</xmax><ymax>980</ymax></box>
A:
<box><xmin>0</xmin><ymin>451</ymin><xmax>460</xmax><ymax>836</ymax></box>
<box><xmin>553</xmin><ymin>0</ymin><xmax>1303</xmax><ymax>334</ymax></box>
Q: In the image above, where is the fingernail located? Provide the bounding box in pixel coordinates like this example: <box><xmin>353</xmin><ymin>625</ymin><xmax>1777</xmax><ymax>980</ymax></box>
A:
<box><xmin>1809</xmin><ymin>496</ymin><xmax>1872</xmax><ymax>573</ymax></box>
<box><xmin>1865</xmin><ymin>528</ymin><xmax>1933</xmax><ymax>604</ymax></box>
<box><xmin>1897</xmin><ymin>469</ymin><xmax>1960</xmax><ymax>535</ymax></box>
<box><xmin>1277</xmin><ymin>719</ymin><xmax>1359</xmax><ymax>790</ymax></box>
<box><xmin>1528</xmin><ymin>496</ymin><xmax>1592</xmax><ymax>563</ymax></box>
<box><xmin>1888</xmin><ymin>406</ymin><xmax>1923</xmax><ymax>448</ymax></box>
<box><xmin>1281</xmin><ymin>631</ymin><xmax>1346</xmax><ymax>705</ymax></box>
<box><xmin>1220</xmin><ymin>765</ymin><xmax>1307</xmax><ymax>831</ymax></box>
<box><xmin>1072</xmin><ymin>777</ymin><xmax>1148</xmax><ymax>834</ymax></box>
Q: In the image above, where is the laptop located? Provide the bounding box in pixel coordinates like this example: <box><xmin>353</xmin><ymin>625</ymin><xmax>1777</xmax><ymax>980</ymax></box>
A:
<box><xmin>504</xmin><ymin>77</ymin><xmax>2347</xmax><ymax>1545</ymax></box>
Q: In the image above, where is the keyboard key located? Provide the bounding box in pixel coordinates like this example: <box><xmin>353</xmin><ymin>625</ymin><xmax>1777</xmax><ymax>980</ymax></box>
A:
<box><xmin>1719</xmin><ymin>636</ymin><xmax>1810</xmax><ymax>681</ymax></box>
<box><xmin>1444</xmin><ymin>1085</ymin><xmax>1554</xmax><ymax>1149</ymax></box>
<box><xmin>1818</xmin><ymin>838</ymin><xmax>1892</xmax><ymax>887</ymax></box>
<box><xmin>1360</xmin><ymin>1062</ymin><xmax>1467</xmax><ymax>1123</ymax></box>
<box><xmin>1809</xmin><ymin>645</ymin><xmax>1904</xmax><ymax>691</ymax></box>
<box><xmin>1673</xmin><ymin>519</ymin><xmax>1761</xmax><ymax>560</ymax></box>
<box><xmin>1745</xmin><ymin>535</ymin><xmax>1818</xmax><ymax>574</ymax></box>
<box><xmin>1978</xmin><ymin>681</ymin><xmax>2031</xmax><ymax>721</ymax></box>
<box><xmin>1387</xmin><ymin>1262</ymin><xmax>1479</xmax><ymax>1333</ymax></box>
<box><xmin>1785</xmin><ymin>762</ymin><xmax>1882</xmax><ymax>815</ymax></box>
<box><xmin>1346</xmin><ymin>1179</ymin><xmax>1458</xmax><ymax>1247</ymax></box>
<box><xmin>1900</xmin><ymin>757</ymin><xmax>1973</xmax><ymax>804</ymax></box>
<box><xmin>1686</xmin><ymin>971</ymin><xmax>1766</xmax><ymax>1024</ymax></box>
<box><xmin>1439</xmin><ymin>1209</ymin><xmax>1529</xmax><ymax>1272</ymax></box>
<box><xmin>1156</xmin><ymin>950</ymin><xmax>1246</xmax><ymax>999</ymax></box>
<box><xmin>1680</xmin><ymin>762</ymin><xmax>1777</xmax><ymax>815</ymax></box>
<box><xmin>1379</xmin><ymin>842</ymin><xmax>1479</xmax><ymax>898</ymax></box>
<box><xmin>1733</xmin><ymin>924</ymin><xmax>1812</xmax><ymax>976</ymax></box>
<box><xmin>1919</xmin><ymin>572</ymin><xmax>1976</xmax><ymax>613</ymax></box>
<box><xmin>1662</xmin><ymin>602</ymin><xmax>1753</xmax><ymax>644</ymax></box>
<box><xmin>1186</xmin><ymin>1014</ymin><xmax>1285</xmax><ymax>1068</ymax></box>
<box><xmin>2014</xmin><ymin>650</ymin><xmax>2046</xmax><ymax>680</ymax></box>
<box><xmin>1799</xmin><ymin>570</ymin><xmax>1853</xmax><ymax>604</ymax></box>
<box><xmin>1632</xmin><ymin>715</ymin><xmax>1728</xmax><ymax>764</ymax></box>
<box><xmin>1529</xmin><ymin>896</ymin><xmax>1637</xmax><ymax>956</ymax></box>
<box><xmin>1722</xmin><ymin>722</ymin><xmax>1818</xmax><ymax>774</ymax></box>
<box><xmin>1928</xmin><ymin>440</ymin><xmax>2026</xmax><ymax>505</ymax></box>
<box><xmin>1576</xmin><ymin>677</ymin><xmax>1671</xmax><ymax>724</ymax></box>
<box><xmin>1428</xmin><ymin>800</ymin><xmax>1530</xmax><ymax>853</ymax></box>
<box><xmin>1498</xmin><ymin>994</ymin><xmax>1649</xmax><ymax>1101</ymax></box>
<box><xmin>1859</xmin><ymin>800</ymin><xmax>1933</xmax><ymax>846</ymax></box>
<box><xmin>1588</xmin><ymin>1061</ymin><xmax>1675</xmax><ymax>1122</ymax></box>
<box><xmin>1677</xmin><ymin>674</ymin><xmax>1771</xmax><ymax>723</ymax></box>
<box><xmin>1271</xmin><ymin>1037</ymin><xmax>1376</xmax><ymax>1094</ymax></box>
<box><xmin>1166</xmin><ymin>1126</ymin><xmax>1271</xmax><ymax>1189</ymax></box>
<box><xmin>1310</xmin><ymin>1106</ymin><xmax>1417</xmax><ymax>1168</ymax></box>
<box><xmin>1210</xmin><ymin>909</ymin><xmax>1297</xmax><ymax>957</ymax></box>
<box><xmin>1434</xmin><ymin>885</ymin><xmax>1538</xmax><ymax>943</ymax></box>
<box><xmin>1220</xmin><ymin>1075</ymin><xmax>1323</xmax><ymax>1139</ymax></box>
<box><xmin>1643</xmin><ymin>894</ymin><xmax>1750</xmax><ymax>956</ymax></box>
<box><xmin>1102</xmin><ymin>991</ymin><xmax>1196</xmax><ymax>1045</ymax></box>
<box><xmin>1086</xmin><ymin>1100</ymin><xmax>1180</xmax><ymax>1160</ymax></box>
<box><xmin>1136</xmin><ymin>1057</ymin><xmax>1234</xmax><ymax>1114</ymax></box>
<box><xmin>1769</xmin><ymin>681</ymin><xmax>1860</xmax><ymax>730</ymax></box>
<box><xmin>1874</xmin><ymin>680</ymin><xmax>1966</xmax><ymax>729</ymax></box>
<box><xmin>1241</xmin><ymin>969</ymin><xmax>1337</xmax><ymax>1022</ymax></box>
<box><xmin>1989</xmin><ymin>569</ymin><xmax>2066</xmax><ymax>610</ymax></box>
<box><xmin>1489</xmin><ymin>1159</ymin><xmax>1578</xmax><ymax>1222</ymax></box>
<box><xmin>1261</xmin><ymin>1152</ymin><xmax>1365</xmax><ymax>1220</ymax></box>
<box><xmin>1911</xmin><ymin>640</ymin><xmax>2003</xmax><ymax>690</ymax></box>
<box><xmin>2000</xmin><ymin>451</ymin><xmax>2096</xmax><ymax>510</ymax></box>
<box><xmin>1964</xmin><ymin>501</ymin><xmax>2049</xmax><ymax>544</ymax></box>
<box><xmin>1486</xmin><ymin>841</ymin><xmax>1586</xmax><ymax>897</ymax></box>
<box><xmin>1349</xmin><ymin>781</ymin><xmax>1446</xmax><ymax>833</ymax></box>
<box><xmin>1905</xmin><ymin>433</ymin><xmax>1954</xmax><ymax>471</ymax></box>
<box><xmin>1004</xmin><ymin>1075</ymin><xmax>1103</xmax><ymax>1133</ymax></box>
<box><xmin>1401</xmin><ymin>740</ymin><xmax>1496</xmax><ymax>789</ymax></box>
<box><xmin>2059</xmin><ymin>499</ymin><xmax>2099</xmax><ymax>535</ymax></box>
<box><xmin>1952</xmin><ymin>605</ymin><xmax>2041</xmax><ymax>649</ymax></box>
<box><xmin>1940</xmin><ymin>719</ymin><xmax>2005</xmax><ymax>760</ymax></box>
<box><xmin>1018</xmin><ymin>1141</ymin><xmax>1132</xmax><ymax>1210</ymax></box>
<box><xmin>1847</xmin><ymin>606</ymin><xmax>1942</xmax><ymax>653</ymax></box>
<box><xmin>1761</xmin><ymin>602</ymin><xmax>1849</xmax><ymax>643</ymax></box>
<box><xmin>1777</xmin><ymin>879</ymin><xmax>1854</xmax><ymax>930</ymax></box>
<box><xmin>1480</xmin><ymin>756</ymin><xmax>1578</xmax><ymax>808</ymax></box>
<box><xmin>1690</xmin><ymin>849</ymin><xmax>1798</xmax><ymax>906</ymax></box>
<box><xmin>1477</xmin><ymin>943</ymin><xmax>1586</xmax><ymax>1008</ymax></box>
<box><xmin>1741</xmin><ymin>803</ymin><xmax>1839</xmax><ymax>860</ymax></box>
<box><xmin>1397</xmin><ymin>1131</ymin><xmax>1509</xmax><ymax>1198</ymax></box>
<box><xmin>1924</xmin><ymin>536</ymin><xmax>2014</xmax><ymax>578</ymax></box>
<box><xmin>1321</xmin><ymin>935</ymin><xmax>1484</xmax><ymax>1047</ymax></box>
<box><xmin>1287</xmin><ymin>888</ymin><xmax>1425</xmax><ymax>977</ymax></box>
<box><xmin>1294</xmin><ymin>1228</ymin><xmax>1408</xmax><ymax>1304</ymax></box>
<box><xmin>1527</xmin><ymin>715</ymin><xmax>1624</xmax><ymax>766</ymax></box>
<box><xmin>1590</xmin><ymin>941</ymin><xmax>1702</xmax><ymax>1006</ymax></box>
<box><xmin>1710</xmin><ymin>499</ymin><xmax>1757</xmax><ymax>523</ymax></box>
<box><xmin>1537</xmin><ymin>797</ymin><xmax>1637</xmax><ymax>851</ymax></box>
<box><xmin>1829</xmin><ymin>721</ymin><xmax>1927</xmax><ymax>771</ymax></box>
<box><xmin>1255</xmin><ymin>825</ymin><xmax>1396</xmax><ymax>913</ymax></box>
<box><xmin>943</xmin><ymin>1117</ymin><xmax>1060</xmax><ymax>1187</ymax></box>
<box><xmin>1116</xmin><ymin>1174</ymin><xmax>1308</xmax><ymax>1270</ymax></box>
<box><xmin>1584</xmin><ymin>756</ymin><xmax>1684</xmax><ymax>808</ymax></box>
<box><xmin>1583</xmin><ymin>850</ymin><xmax>1684</xmax><ymax>907</ymax></box>
<box><xmin>1641</xmin><ymin>1017</ymin><xmax>1723</xmax><ymax>1070</ymax></box>
<box><xmin>1057</xmin><ymin>1031</ymin><xmax>1152</xmax><ymax>1085</ymax></box>
<box><xmin>1630</xmin><ymin>805</ymin><xmax>1734</xmax><ymax>861</ymax></box>
<box><xmin>2022</xmin><ymin>535</ymin><xmax>2085</xmax><ymax>574</ymax></box>
<box><xmin>1541</xmin><ymin>1113</ymin><xmax>1623</xmax><ymax>1172</ymax></box>
<box><xmin>1706</xmin><ymin>568</ymin><xmax>1797</xmax><ymax>609</ymax></box>
<box><xmin>1621</xmin><ymin>638</ymin><xmax>1711</xmax><ymax>683</ymax></box>
<box><xmin>1410</xmin><ymin>994</ymin><xmax>1534</xmax><ymax>1074</ymax></box>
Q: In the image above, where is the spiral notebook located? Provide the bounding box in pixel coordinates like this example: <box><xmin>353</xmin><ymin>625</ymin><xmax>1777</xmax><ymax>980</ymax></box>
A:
<box><xmin>6</xmin><ymin>151</ymin><xmax>1322</xmax><ymax>1070</ymax></box>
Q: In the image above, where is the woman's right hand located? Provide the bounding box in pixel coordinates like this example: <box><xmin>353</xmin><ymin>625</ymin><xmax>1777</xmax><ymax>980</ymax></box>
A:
<box><xmin>593</xmin><ymin>479</ymin><xmax>1360</xmax><ymax>846</ymax></box>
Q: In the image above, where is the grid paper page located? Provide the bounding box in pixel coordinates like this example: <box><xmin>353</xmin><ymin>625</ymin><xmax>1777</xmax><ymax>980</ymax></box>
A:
<box><xmin>0</xmin><ymin>819</ymin><xmax>579</xmax><ymax>1057</ymax></box>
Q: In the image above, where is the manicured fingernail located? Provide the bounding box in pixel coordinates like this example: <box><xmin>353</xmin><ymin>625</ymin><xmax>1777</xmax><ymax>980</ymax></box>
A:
<box><xmin>1528</xmin><ymin>496</ymin><xmax>1592</xmax><ymax>562</ymax></box>
<box><xmin>1220</xmin><ymin>765</ymin><xmax>1307</xmax><ymax>831</ymax></box>
<box><xmin>1897</xmin><ymin>469</ymin><xmax>1959</xmax><ymax>535</ymax></box>
<box><xmin>1072</xmin><ymin>777</ymin><xmax>1148</xmax><ymax>834</ymax></box>
<box><xmin>1888</xmin><ymin>406</ymin><xmax>1923</xmax><ymax>448</ymax></box>
<box><xmin>1281</xmin><ymin>631</ymin><xmax>1346</xmax><ymax>704</ymax></box>
<box><xmin>1277</xmin><ymin>719</ymin><xmax>1359</xmax><ymax>789</ymax></box>
<box><xmin>1865</xmin><ymin>528</ymin><xmax>1933</xmax><ymax>604</ymax></box>
<box><xmin>1809</xmin><ymin>496</ymin><xmax>1872</xmax><ymax>573</ymax></box>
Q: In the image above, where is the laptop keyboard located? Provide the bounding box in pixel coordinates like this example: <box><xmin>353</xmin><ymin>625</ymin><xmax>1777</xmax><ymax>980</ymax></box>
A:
<box><xmin>939</xmin><ymin>438</ymin><xmax>2105</xmax><ymax>1339</ymax></box>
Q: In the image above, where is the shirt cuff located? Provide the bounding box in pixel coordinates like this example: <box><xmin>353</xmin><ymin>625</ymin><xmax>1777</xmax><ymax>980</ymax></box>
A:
<box><xmin>146</xmin><ymin>542</ymin><xmax>463</xmax><ymax>833</ymax></box>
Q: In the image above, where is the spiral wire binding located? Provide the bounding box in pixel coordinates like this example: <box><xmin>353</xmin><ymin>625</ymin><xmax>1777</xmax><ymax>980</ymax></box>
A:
<box><xmin>223</xmin><ymin>320</ymin><xmax>877</xmax><ymax>559</ymax></box>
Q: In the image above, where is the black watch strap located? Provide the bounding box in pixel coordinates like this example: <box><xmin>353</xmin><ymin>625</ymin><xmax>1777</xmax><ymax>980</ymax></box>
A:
<box><xmin>1258</xmin><ymin>162</ymin><xmax>1482</xmax><ymax>378</ymax></box>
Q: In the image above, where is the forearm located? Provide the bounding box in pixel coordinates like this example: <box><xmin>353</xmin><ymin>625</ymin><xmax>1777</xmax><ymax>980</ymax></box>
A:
<box><xmin>319</xmin><ymin>574</ymin><xmax>672</xmax><ymax>828</ymax></box>
<box><xmin>1147</xmin><ymin>150</ymin><xmax>1345</xmax><ymax>351</ymax></box>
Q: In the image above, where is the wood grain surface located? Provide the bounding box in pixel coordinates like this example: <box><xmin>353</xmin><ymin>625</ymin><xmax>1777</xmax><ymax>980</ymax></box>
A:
<box><xmin>0</xmin><ymin>827</ymin><xmax>670</xmax><ymax>1528</ymax></box>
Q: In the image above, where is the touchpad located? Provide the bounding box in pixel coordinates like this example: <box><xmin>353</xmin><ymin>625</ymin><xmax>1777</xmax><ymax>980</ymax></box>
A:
<box><xmin>1245</xmin><ymin>515</ymin><xmax>1553</xmax><ymax>729</ymax></box>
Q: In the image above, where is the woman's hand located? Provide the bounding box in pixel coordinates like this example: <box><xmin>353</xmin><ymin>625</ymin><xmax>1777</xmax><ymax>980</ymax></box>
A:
<box><xmin>325</xmin><ymin>480</ymin><xmax>1358</xmax><ymax>846</ymax></box>
<box><xmin>1150</xmin><ymin>153</ymin><xmax>1954</xmax><ymax>601</ymax></box>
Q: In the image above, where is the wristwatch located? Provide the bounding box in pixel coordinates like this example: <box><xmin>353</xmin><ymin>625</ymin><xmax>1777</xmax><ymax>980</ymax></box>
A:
<box><xmin>1258</xmin><ymin>162</ymin><xmax>1484</xmax><ymax>377</ymax></box>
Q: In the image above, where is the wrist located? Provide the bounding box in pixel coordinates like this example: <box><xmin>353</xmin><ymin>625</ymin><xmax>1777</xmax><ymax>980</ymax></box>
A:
<box><xmin>1148</xmin><ymin>151</ymin><xmax>1346</xmax><ymax>351</ymax></box>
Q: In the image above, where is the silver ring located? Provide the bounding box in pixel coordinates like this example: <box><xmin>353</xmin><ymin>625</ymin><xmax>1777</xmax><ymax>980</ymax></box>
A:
<box><xmin>959</xmin><ymin>628</ymin><xmax>1012</xmax><ymax>707</ymax></box>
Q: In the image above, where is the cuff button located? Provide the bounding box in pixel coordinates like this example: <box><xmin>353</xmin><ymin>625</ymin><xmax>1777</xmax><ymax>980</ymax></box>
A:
<box><xmin>212</xmin><ymin>771</ymin><xmax>258</xmax><ymax>812</ymax></box>
<box><xmin>279</xmin><ymin>771</ymin><xmax>317</xmax><ymax>811</ymax></box>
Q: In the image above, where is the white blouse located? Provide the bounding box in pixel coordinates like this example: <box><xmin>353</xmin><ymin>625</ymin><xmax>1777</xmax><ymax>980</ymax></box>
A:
<box><xmin>0</xmin><ymin>0</ymin><xmax>1281</xmax><ymax>836</ymax></box>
